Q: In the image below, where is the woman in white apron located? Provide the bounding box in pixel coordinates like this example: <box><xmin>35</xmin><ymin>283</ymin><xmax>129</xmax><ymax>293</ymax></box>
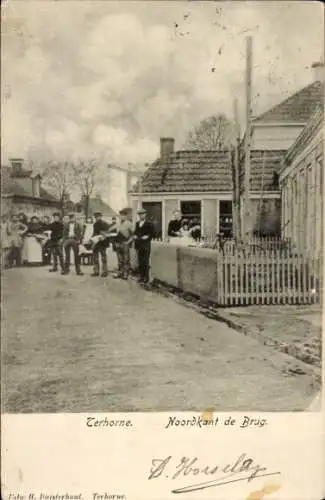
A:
<box><xmin>25</xmin><ymin>216</ymin><xmax>47</xmax><ymax>265</ymax></box>
<box><xmin>6</xmin><ymin>214</ymin><xmax>28</xmax><ymax>267</ymax></box>
<box><xmin>79</xmin><ymin>216</ymin><xmax>94</xmax><ymax>264</ymax></box>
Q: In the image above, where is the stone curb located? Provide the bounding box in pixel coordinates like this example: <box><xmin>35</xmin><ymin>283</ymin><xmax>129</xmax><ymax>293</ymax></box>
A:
<box><xmin>214</xmin><ymin>310</ymin><xmax>322</xmax><ymax>378</ymax></box>
<box><xmin>148</xmin><ymin>280</ymin><xmax>321</xmax><ymax>383</ymax></box>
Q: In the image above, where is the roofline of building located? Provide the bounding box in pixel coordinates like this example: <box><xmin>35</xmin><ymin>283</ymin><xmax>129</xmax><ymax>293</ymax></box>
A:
<box><xmin>251</xmin><ymin>121</ymin><xmax>306</xmax><ymax>128</ymax></box>
<box><xmin>252</xmin><ymin>80</ymin><xmax>323</xmax><ymax>123</ymax></box>
<box><xmin>283</xmin><ymin>106</ymin><xmax>324</xmax><ymax>167</ymax></box>
<box><xmin>130</xmin><ymin>190</ymin><xmax>232</xmax><ymax>195</ymax></box>
<box><xmin>9</xmin><ymin>193</ymin><xmax>61</xmax><ymax>205</ymax></box>
<box><xmin>130</xmin><ymin>190</ymin><xmax>281</xmax><ymax>197</ymax></box>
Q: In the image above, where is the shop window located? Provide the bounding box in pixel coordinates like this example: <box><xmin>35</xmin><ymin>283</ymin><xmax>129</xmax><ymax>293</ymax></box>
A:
<box><xmin>180</xmin><ymin>201</ymin><xmax>201</xmax><ymax>224</ymax></box>
<box><xmin>142</xmin><ymin>202</ymin><xmax>162</xmax><ymax>239</ymax></box>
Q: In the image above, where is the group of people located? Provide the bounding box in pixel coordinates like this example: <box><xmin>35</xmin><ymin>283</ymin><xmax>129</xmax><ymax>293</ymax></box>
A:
<box><xmin>2</xmin><ymin>207</ymin><xmax>155</xmax><ymax>284</ymax></box>
<box><xmin>2</xmin><ymin>207</ymin><xmax>202</xmax><ymax>282</ymax></box>
<box><xmin>2</xmin><ymin>212</ymin><xmax>51</xmax><ymax>268</ymax></box>
<box><xmin>167</xmin><ymin>210</ymin><xmax>201</xmax><ymax>246</ymax></box>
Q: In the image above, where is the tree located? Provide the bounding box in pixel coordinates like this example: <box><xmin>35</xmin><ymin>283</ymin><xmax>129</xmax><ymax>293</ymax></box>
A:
<box><xmin>71</xmin><ymin>157</ymin><xmax>103</xmax><ymax>217</ymax></box>
<box><xmin>183</xmin><ymin>114</ymin><xmax>235</xmax><ymax>150</ymax></box>
<box><xmin>41</xmin><ymin>160</ymin><xmax>74</xmax><ymax>213</ymax></box>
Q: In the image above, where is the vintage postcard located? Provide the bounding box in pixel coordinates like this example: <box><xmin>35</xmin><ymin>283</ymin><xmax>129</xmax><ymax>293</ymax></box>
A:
<box><xmin>1</xmin><ymin>0</ymin><xmax>324</xmax><ymax>499</ymax></box>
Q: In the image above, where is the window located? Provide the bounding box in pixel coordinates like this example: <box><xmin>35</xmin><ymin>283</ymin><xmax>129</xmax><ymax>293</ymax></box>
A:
<box><xmin>180</xmin><ymin>201</ymin><xmax>201</xmax><ymax>224</ymax></box>
<box><xmin>317</xmin><ymin>157</ymin><xmax>323</xmax><ymax>196</ymax></box>
<box><xmin>272</xmin><ymin>171</ymin><xmax>280</xmax><ymax>189</ymax></box>
<box><xmin>219</xmin><ymin>200</ymin><xmax>233</xmax><ymax>237</ymax></box>
<box><xmin>142</xmin><ymin>202</ymin><xmax>162</xmax><ymax>239</ymax></box>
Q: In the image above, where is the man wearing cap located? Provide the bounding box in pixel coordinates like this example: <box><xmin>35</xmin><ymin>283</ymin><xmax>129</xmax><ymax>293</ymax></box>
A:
<box><xmin>62</xmin><ymin>213</ymin><xmax>84</xmax><ymax>275</ymax></box>
<box><xmin>113</xmin><ymin>209</ymin><xmax>133</xmax><ymax>279</ymax></box>
<box><xmin>90</xmin><ymin>211</ymin><xmax>110</xmax><ymax>277</ymax></box>
<box><xmin>134</xmin><ymin>208</ymin><xmax>155</xmax><ymax>283</ymax></box>
<box><xmin>48</xmin><ymin>212</ymin><xmax>64</xmax><ymax>273</ymax></box>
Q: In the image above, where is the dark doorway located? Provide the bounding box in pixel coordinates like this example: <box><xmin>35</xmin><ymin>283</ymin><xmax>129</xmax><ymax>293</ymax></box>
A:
<box><xmin>142</xmin><ymin>202</ymin><xmax>162</xmax><ymax>239</ymax></box>
<box><xmin>219</xmin><ymin>200</ymin><xmax>233</xmax><ymax>237</ymax></box>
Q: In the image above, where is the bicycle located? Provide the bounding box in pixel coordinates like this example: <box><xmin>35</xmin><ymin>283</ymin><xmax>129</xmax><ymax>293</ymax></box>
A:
<box><xmin>212</xmin><ymin>233</ymin><xmax>266</xmax><ymax>258</ymax></box>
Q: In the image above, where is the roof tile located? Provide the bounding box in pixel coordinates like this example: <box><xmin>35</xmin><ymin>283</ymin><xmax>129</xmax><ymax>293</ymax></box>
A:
<box><xmin>132</xmin><ymin>149</ymin><xmax>285</xmax><ymax>194</ymax></box>
<box><xmin>253</xmin><ymin>81</ymin><xmax>324</xmax><ymax>123</ymax></box>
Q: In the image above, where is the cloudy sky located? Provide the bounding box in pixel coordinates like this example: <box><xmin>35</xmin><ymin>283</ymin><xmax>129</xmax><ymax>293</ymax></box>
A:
<box><xmin>1</xmin><ymin>1</ymin><xmax>323</xmax><ymax>205</ymax></box>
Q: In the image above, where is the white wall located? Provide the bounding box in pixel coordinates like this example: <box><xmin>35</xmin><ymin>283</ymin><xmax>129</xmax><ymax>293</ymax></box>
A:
<box><xmin>100</xmin><ymin>170</ymin><xmax>140</xmax><ymax>212</ymax></box>
<box><xmin>280</xmin><ymin>128</ymin><xmax>323</xmax><ymax>256</ymax></box>
<box><xmin>251</xmin><ymin>124</ymin><xmax>305</xmax><ymax>150</ymax></box>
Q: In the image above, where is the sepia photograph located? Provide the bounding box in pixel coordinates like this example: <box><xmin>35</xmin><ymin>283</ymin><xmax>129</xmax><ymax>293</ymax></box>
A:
<box><xmin>1</xmin><ymin>0</ymin><xmax>323</xmax><ymax>414</ymax></box>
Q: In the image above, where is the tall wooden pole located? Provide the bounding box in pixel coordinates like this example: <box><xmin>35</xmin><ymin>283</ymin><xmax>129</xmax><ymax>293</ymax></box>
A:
<box><xmin>138</xmin><ymin>176</ymin><xmax>143</xmax><ymax>209</ymax></box>
<box><xmin>233</xmin><ymin>98</ymin><xmax>241</xmax><ymax>239</ymax></box>
<box><xmin>126</xmin><ymin>171</ymin><xmax>132</xmax><ymax>207</ymax></box>
<box><xmin>243</xmin><ymin>36</ymin><xmax>253</xmax><ymax>240</ymax></box>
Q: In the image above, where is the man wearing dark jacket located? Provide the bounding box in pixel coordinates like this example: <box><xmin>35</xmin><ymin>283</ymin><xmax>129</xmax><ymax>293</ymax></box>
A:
<box><xmin>91</xmin><ymin>211</ymin><xmax>110</xmax><ymax>277</ymax></box>
<box><xmin>167</xmin><ymin>210</ymin><xmax>182</xmax><ymax>237</ymax></box>
<box><xmin>48</xmin><ymin>212</ymin><xmax>64</xmax><ymax>273</ymax></box>
<box><xmin>62</xmin><ymin>212</ymin><xmax>84</xmax><ymax>275</ymax></box>
<box><xmin>134</xmin><ymin>208</ymin><xmax>155</xmax><ymax>283</ymax></box>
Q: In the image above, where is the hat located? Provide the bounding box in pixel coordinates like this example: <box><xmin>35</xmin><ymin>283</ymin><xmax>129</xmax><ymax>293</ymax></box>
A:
<box><xmin>119</xmin><ymin>209</ymin><xmax>128</xmax><ymax>215</ymax></box>
<box><xmin>68</xmin><ymin>212</ymin><xmax>75</xmax><ymax>217</ymax></box>
<box><xmin>94</xmin><ymin>211</ymin><xmax>102</xmax><ymax>216</ymax></box>
<box><xmin>137</xmin><ymin>208</ymin><xmax>146</xmax><ymax>214</ymax></box>
<box><xmin>53</xmin><ymin>212</ymin><xmax>60</xmax><ymax>217</ymax></box>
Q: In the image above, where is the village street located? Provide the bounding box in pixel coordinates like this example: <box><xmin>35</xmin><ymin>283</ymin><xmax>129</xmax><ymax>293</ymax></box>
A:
<box><xmin>2</xmin><ymin>252</ymin><xmax>317</xmax><ymax>413</ymax></box>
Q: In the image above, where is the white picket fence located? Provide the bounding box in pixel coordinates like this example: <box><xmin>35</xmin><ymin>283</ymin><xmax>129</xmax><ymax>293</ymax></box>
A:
<box><xmin>216</xmin><ymin>250</ymin><xmax>323</xmax><ymax>306</ymax></box>
<box><xmin>152</xmin><ymin>237</ymin><xmax>323</xmax><ymax>306</ymax></box>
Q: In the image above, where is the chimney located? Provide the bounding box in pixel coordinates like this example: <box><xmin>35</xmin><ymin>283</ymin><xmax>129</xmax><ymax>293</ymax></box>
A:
<box><xmin>32</xmin><ymin>175</ymin><xmax>41</xmax><ymax>198</ymax></box>
<box><xmin>160</xmin><ymin>137</ymin><xmax>175</xmax><ymax>161</ymax></box>
<box><xmin>312</xmin><ymin>61</ymin><xmax>325</xmax><ymax>82</ymax></box>
<box><xmin>9</xmin><ymin>158</ymin><xmax>24</xmax><ymax>177</ymax></box>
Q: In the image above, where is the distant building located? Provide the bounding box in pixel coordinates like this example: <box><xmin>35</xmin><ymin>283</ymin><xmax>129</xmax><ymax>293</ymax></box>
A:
<box><xmin>280</xmin><ymin>106</ymin><xmax>324</xmax><ymax>256</ymax></box>
<box><xmin>87</xmin><ymin>194</ymin><xmax>117</xmax><ymax>221</ymax></box>
<box><xmin>1</xmin><ymin>158</ymin><xmax>60</xmax><ymax>217</ymax></box>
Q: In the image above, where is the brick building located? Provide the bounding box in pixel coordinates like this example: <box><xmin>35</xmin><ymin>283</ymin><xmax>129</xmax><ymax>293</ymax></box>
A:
<box><xmin>1</xmin><ymin>158</ymin><xmax>60</xmax><ymax>218</ymax></box>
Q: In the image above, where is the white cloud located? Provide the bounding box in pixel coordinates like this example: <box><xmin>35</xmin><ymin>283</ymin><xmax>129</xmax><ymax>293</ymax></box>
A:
<box><xmin>1</xmin><ymin>1</ymin><xmax>323</xmax><ymax>207</ymax></box>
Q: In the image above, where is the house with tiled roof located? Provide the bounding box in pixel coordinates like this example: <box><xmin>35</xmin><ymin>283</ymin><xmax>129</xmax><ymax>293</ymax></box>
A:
<box><xmin>1</xmin><ymin>158</ymin><xmax>60</xmax><ymax>217</ymax></box>
<box><xmin>130</xmin><ymin>138</ymin><xmax>284</xmax><ymax>239</ymax></box>
<box><xmin>251</xmin><ymin>62</ymin><xmax>324</xmax><ymax>150</ymax></box>
<box><xmin>240</xmin><ymin>61</ymin><xmax>324</xmax><ymax>236</ymax></box>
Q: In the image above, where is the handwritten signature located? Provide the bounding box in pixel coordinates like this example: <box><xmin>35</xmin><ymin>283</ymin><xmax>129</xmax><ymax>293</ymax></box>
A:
<box><xmin>148</xmin><ymin>453</ymin><xmax>281</xmax><ymax>494</ymax></box>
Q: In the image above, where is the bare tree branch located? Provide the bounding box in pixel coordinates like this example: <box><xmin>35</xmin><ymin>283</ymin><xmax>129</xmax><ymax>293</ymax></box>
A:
<box><xmin>40</xmin><ymin>160</ymin><xmax>74</xmax><ymax>212</ymax></box>
<box><xmin>184</xmin><ymin>114</ymin><xmax>235</xmax><ymax>150</ymax></box>
<box><xmin>70</xmin><ymin>156</ymin><xmax>103</xmax><ymax>217</ymax></box>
